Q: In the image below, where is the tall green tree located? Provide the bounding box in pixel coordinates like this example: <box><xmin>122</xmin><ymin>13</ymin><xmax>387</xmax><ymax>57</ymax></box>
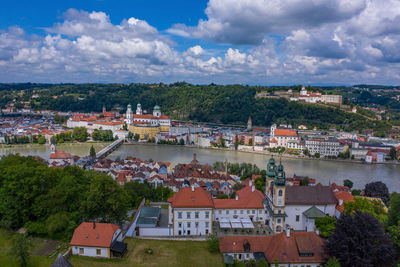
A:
<box><xmin>83</xmin><ymin>174</ymin><xmax>129</xmax><ymax>223</ymax></box>
<box><xmin>89</xmin><ymin>145</ymin><xmax>96</xmax><ymax>158</ymax></box>
<box><xmin>9</xmin><ymin>234</ymin><xmax>30</xmax><ymax>267</ymax></box>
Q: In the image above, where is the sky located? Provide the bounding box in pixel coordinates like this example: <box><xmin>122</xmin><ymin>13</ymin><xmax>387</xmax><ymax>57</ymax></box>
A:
<box><xmin>1</xmin><ymin>0</ymin><xmax>400</xmax><ymax>85</ymax></box>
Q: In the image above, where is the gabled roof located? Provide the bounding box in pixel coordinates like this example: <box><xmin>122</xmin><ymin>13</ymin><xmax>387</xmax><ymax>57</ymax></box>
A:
<box><xmin>168</xmin><ymin>187</ymin><xmax>213</xmax><ymax>208</ymax></box>
<box><xmin>302</xmin><ymin>206</ymin><xmax>326</xmax><ymax>219</ymax></box>
<box><xmin>285</xmin><ymin>185</ymin><xmax>336</xmax><ymax>205</ymax></box>
<box><xmin>220</xmin><ymin>232</ymin><xmax>326</xmax><ymax>264</ymax></box>
<box><xmin>213</xmin><ymin>186</ymin><xmax>264</xmax><ymax>209</ymax></box>
<box><xmin>274</xmin><ymin>129</ymin><xmax>298</xmax><ymax>137</ymax></box>
<box><xmin>70</xmin><ymin>222</ymin><xmax>119</xmax><ymax>248</ymax></box>
<box><xmin>51</xmin><ymin>254</ymin><xmax>73</xmax><ymax>267</ymax></box>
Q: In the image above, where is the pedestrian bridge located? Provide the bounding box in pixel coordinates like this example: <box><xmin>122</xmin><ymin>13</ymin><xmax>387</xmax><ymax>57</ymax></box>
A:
<box><xmin>96</xmin><ymin>138</ymin><xmax>124</xmax><ymax>159</ymax></box>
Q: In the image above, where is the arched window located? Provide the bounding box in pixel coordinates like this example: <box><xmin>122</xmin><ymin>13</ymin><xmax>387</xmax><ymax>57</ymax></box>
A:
<box><xmin>278</xmin><ymin>189</ymin><xmax>283</xmax><ymax>197</ymax></box>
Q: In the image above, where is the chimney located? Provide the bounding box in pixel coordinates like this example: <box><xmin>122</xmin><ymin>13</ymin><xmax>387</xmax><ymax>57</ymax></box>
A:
<box><xmin>93</xmin><ymin>222</ymin><xmax>96</xmax><ymax>229</ymax></box>
<box><xmin>235</xmin><ymin>195</ymin><xmax>239</xmax><ymax>201</ymax></box>
<box><xmin>252</xmin><ymin>185</ymin><xmax>255</xmax><ymax>192</ymax></box>
<box><xmin>191</xmin><ymin>185</ymin><xmax>194</xmax><ymax>192</ymax></box>
<box><xmin>286</xmin><ymin>227</ymin><xmax>291</xmax><ymax>238</ymax></box>
<box><xmin>339</xmin><ymin>199</ymin><xmax>343</xmax><ymax>206</ymax></box>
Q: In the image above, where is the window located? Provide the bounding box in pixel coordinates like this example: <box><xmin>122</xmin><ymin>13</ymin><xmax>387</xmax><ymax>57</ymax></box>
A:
<box><xmin>205</xmin><ymin>211</ymin><xmax>210</xmax><ymax>218</ymax></box>
<box><xmin>252</xmin><ymin>210</ymin><xmax>255</xmax><ymax>214</ymax></box>
<box><xmin>178</xmin><ymin>212</ymin><xmax>182</xmax><ymax>219</ymax></box>
<box><xmin>226</xmin><ymin>210</ymin><xmax>229</xmax><ymax>215</ymax></box>
<box><xmin>205</xmin><ymin>222</ymin><xmax>209</xmax><ymax>228</ymax></box>
<box><xmin>278</xmin><ymin>189</ymin><xmax>283</xmax><ymax>196</ymax></box>
<box><xmin>277</xmin><ymin>218</ymin><xmax>281</xmax><ymax>224</ymax></box>
<box><xmin>195</xmin><ymin>222</ymin><xmax>199</xmax><ymax>228</ymax></box>
<box><xmin>187</xmin><ymin>222</ymin><xmax>191</xmax><ymax>228</ymax></box>
<box><xmin>218</xmin><ymin>210</ymin><xmax>222</xmax><ymax>214</ymax></box>
<box><xmin>240</xmin><ymin>210</ymin><xmax>244</xmax><ymax>214</ymax></box>
<box><xmin>96</xmin><ymin>249</ymin><xmax>101</xmax><ymax>255</ymax></box>
<box><xmin>187</xmin><ymin>212</ymin><xmax>191</xmax><ymax>219</ymax></box>
<box><xmin>195</xmin><ymin>212</ymin><xmax>199</xmax><ymax>219</ymax></box>
<box><xmin>79</xmin><ymin>248</ymin><xmax>84</xmax><ymax>254</ymax></box>
<box><xmin>296</xmin><ymin>215</ymin><xmax>300</xmax><ymax>222</ymax></box>
<box><xmin>234</xmin><ymin>210</ymin><xmax>237</xmax><ymax>214</ymax></box>
<box><xmin>247</xmin><ymin>210</ymin><xmax>250</xmax><ymax>214</ymax></box>
<box><xmin>178</xmin><ymin>223</ymin><xmax>182</xmax><ymax>228</ymax></box>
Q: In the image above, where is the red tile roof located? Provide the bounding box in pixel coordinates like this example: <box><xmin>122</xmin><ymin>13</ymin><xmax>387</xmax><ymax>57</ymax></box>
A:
<box><xmin>213</xmin><ymin>185</ymin><xmax>264</xmax><ymax>209</ymax></box>
<box><xmin>274</xmin><ymin>129</ymin><xmax>298</xmax><ymax>137</ymax></box>
<box><xmin>50</xmin><ymin>150</ymin><xmax>73</xmax><ymax>159</ymax></box>
<box><xmin>335</xmin><ymin>191</ymin><xmax>354</xmax><ymax>212</ymax></box>
<box><xmin>168</xmin><ymin>187</ymin><xmax>213</xmax><ymax>208</ymax></box>
<box><xmin>220</xmin><ymin>232</ymin><xmax>327</xmax><ymax>264</ymax></box>
<box><xmin>70</xmin><ymin>222</ymin><xmax>119</xmax><ymax>248</ymax></box>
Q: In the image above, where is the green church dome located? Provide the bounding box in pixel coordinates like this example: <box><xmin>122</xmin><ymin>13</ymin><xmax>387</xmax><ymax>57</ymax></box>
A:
<box><xmin>154</xmin><ymin>105</ymin><xmax>160</xmax><ymax>110</ymax></box>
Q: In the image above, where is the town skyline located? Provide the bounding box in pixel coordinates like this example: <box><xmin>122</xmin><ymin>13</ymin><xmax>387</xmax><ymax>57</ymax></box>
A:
<box><xmin>1</xmin><ymin>0</ymin><xmax>400</xmax><ymax>85</ymax></box>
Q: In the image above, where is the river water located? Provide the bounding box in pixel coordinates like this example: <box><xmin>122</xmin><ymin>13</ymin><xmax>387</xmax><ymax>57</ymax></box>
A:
<box><xmin>1</xmin><ymin>143</ymin><xmax>399</xmax><ymax>192</ymax></box>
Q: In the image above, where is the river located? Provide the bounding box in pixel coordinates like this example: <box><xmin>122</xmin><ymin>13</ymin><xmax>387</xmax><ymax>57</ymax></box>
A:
<box><xmin>1</xmin><ymin>143</ymin><xmax>399</xmax><ymax>192</ymax></box>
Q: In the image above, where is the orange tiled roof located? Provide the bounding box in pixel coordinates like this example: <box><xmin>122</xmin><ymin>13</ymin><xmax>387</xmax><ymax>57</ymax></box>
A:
<box><xmin>274</xmin><ymin>129</ymin><xmax>298</xmax><ymax>137</ymax></box>
<box><xmin>220</xmin><ymin>232</ymin><xmax>326</xmax><ymax>264</ymax></box>
<box><xmin>168</xmin><ymin>187</ymin><xmax>213</xmax><ymax>208</ymax></box>
<box><xmin>70</xmin><ymin>222</ymin><xmax>119</xmax><ymax>248</ymax></box>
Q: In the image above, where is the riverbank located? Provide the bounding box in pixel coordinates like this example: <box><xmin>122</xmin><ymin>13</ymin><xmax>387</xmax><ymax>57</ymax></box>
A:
<box><xmin>123</xmin><ymin>142</ymin><xmax>399</xmax><ymax>166</ymax></box>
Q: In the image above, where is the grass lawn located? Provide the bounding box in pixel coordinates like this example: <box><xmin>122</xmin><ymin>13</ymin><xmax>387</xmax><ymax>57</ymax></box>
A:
<box><xmin>0</xmin><ymin>229</ymin><xmax>55</xmax><ymax>267</ymax></box>
<box><xmin>69</xmin><ymin>238</ymin><xmax>224</xmax><ymax>267</ymax></box>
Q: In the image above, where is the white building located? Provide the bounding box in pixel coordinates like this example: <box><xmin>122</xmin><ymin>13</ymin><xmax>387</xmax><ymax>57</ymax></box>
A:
<box><xmin>70</xmin><ymin>222</ymin><xmax>126</xmax><ymax>258</ymax></box>
<box><xmin>213</xmin><ymin>180</ymin><xmax>266</xmax><ymax>224</ymax></box>
<box><xmin>305</xmin><ymin>137</ymin><xmax>343</xmax><ymax>157</ymax></box>
<box><xmin>270</xmin><ymin>124</ymin><xmax>299</xmax><ymax>148</ymax></box>
<box><xmin>264</xmin><ymin>158</ymin><xmax>337</xmax><ymax>233</ymax></box>
<box><xmin>168</xmin><ymin>186</ymin><xmax>213</xmax><ymax>236</ymax></box>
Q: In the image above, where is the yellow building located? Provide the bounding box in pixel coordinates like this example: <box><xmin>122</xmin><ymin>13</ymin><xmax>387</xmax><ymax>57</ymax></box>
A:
<box><xmin>129</xmin><ymin>124</ymin><xmax>160</xmax><ymax>140</ymax></box>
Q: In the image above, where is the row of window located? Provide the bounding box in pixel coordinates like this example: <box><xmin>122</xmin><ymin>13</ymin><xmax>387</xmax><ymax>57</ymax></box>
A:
<box><xmin>216</xmin><ymin>209</ymin><xmax>263</xmax><ymax>215</ymax></box>
<box><xmin>177</xmin><ymin>211</ymin><xmax>210</xmax><ymax>219</ymax></box>
<box><xmin>78</xmin><ymin>247</ymin><xmax>102</xmax><ymax>256</ymax></box>
<box><xmin>178</xmin><ymin>221</ymin><xmax>209</xmax><ymax>228</ymax></box>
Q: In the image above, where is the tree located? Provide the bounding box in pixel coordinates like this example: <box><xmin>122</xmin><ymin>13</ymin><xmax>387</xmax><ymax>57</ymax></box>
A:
<box><xmin>314</xmin><ymin>152</ymin><xmax>320</xmax><ymax>158</ymax></box>
<box><xmin>386</xmin><ymin>193</ymin><xmax>400</xmax><ymax>253</ymax></box>
<box><xmin>303</xmin><ymin>149</ymin><xmax>310</xmax><ymax>156</ymax></box>
<box><xmin>37</xmin><ymin>135</ymin><xmax>46</xmax><ymax>144</ymax></box>
<box><xmin>352</xmin><ymin>189</ymin><xmax>361</xmax><ymax>196</ymax></box>
<box><xmin>255</xmin><ymin>259</ymin><xmax>269</xmax><ymax>267</ymax></box>
<box><xmin>343</xmin><ymin>179</ymin><xmax>353</xmax><ymax>189</ymax></box>
<box><xmin>206</xmin><ymin>234</ymin><xmax>219</xmax><ymax>253</ymax></box>
<box><xmin>127</xmin><ymin>131</ymin><xmax>133</xmax><ymax>140</ymax></box>
<box><xmin>325</xmin><ymin>257</ymin><xmax>341</xmax><ymax>267</ymax></box>
<box><xmin>123</xmin><ymin>123</ymin><xmax>128</xmax><ymax>131</ymax></box>
<box><xmin>343</xmin><ymin>197</ymin><xmax>387</xmax><ymax>223</ymax></box>
<box><xmin>299</xmin><ymin>177</ymin><xmax>309</xmax><ymax>186</ymax></box>
<box><xmin>364</xmin><ymin>181</ymin><xmax>390</xmax><ymax>206</ymax></box>
<box><xmin>89</xmin><ymin>145</ymin><xmax>96</xmax><ymax>158</ymax></box>
<box><xmin>134</xmin><ymin>133</ymin><xmax>140</xmax><ymax>141</ymax></box>
<box><xmin>179</xmin><ymin>138</ymin><xmax>185</xmax><ymax>145</ymax></box>
<box><xmin>248</xmin><ymin>138</ymin><xmax>253</xmax><ymax>146</ymax></box>
<box><xmin>315</xmin><ymin>216</ymin><xmax>336</xmax><ymax>238</ymax></box>
<box><xmin>83</xmin><ymin>174</ymin><xmax>129</xmax><ymax>224</ymax></box>
<box><xmin>389</xmin><ymin>147</ymin><xmax>397</xmax><ymax>160</ymax></box>
<box><xmin>234</xmin><ymin>135</ymin><xmax>239</xmax><ymax>150</ymax></box>
<box><xmin>9</xmin><ymin>234</ymin><xmax>30</xmax><ymax>267</ymax></box>
<box><xmin>216</xmin><ymin>194</ymin><xmax>228</xmax><ymax>199</ymax></box>
<box><xmin>326</xmin><ymin>212</ymin><xmax>396</xmax><ymax>267</ymax></box>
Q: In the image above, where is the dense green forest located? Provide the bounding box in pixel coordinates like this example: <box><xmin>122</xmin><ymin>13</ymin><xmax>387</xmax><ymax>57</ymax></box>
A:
<box><xmin>0</xmin><ymin>155</ymin><xmax>172</xmax><ymax>240</ymax></box>
<box><xmin>0</xmin><ymin>82</ymin><xmax>394</xmax><ymax>133</ymax></box>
